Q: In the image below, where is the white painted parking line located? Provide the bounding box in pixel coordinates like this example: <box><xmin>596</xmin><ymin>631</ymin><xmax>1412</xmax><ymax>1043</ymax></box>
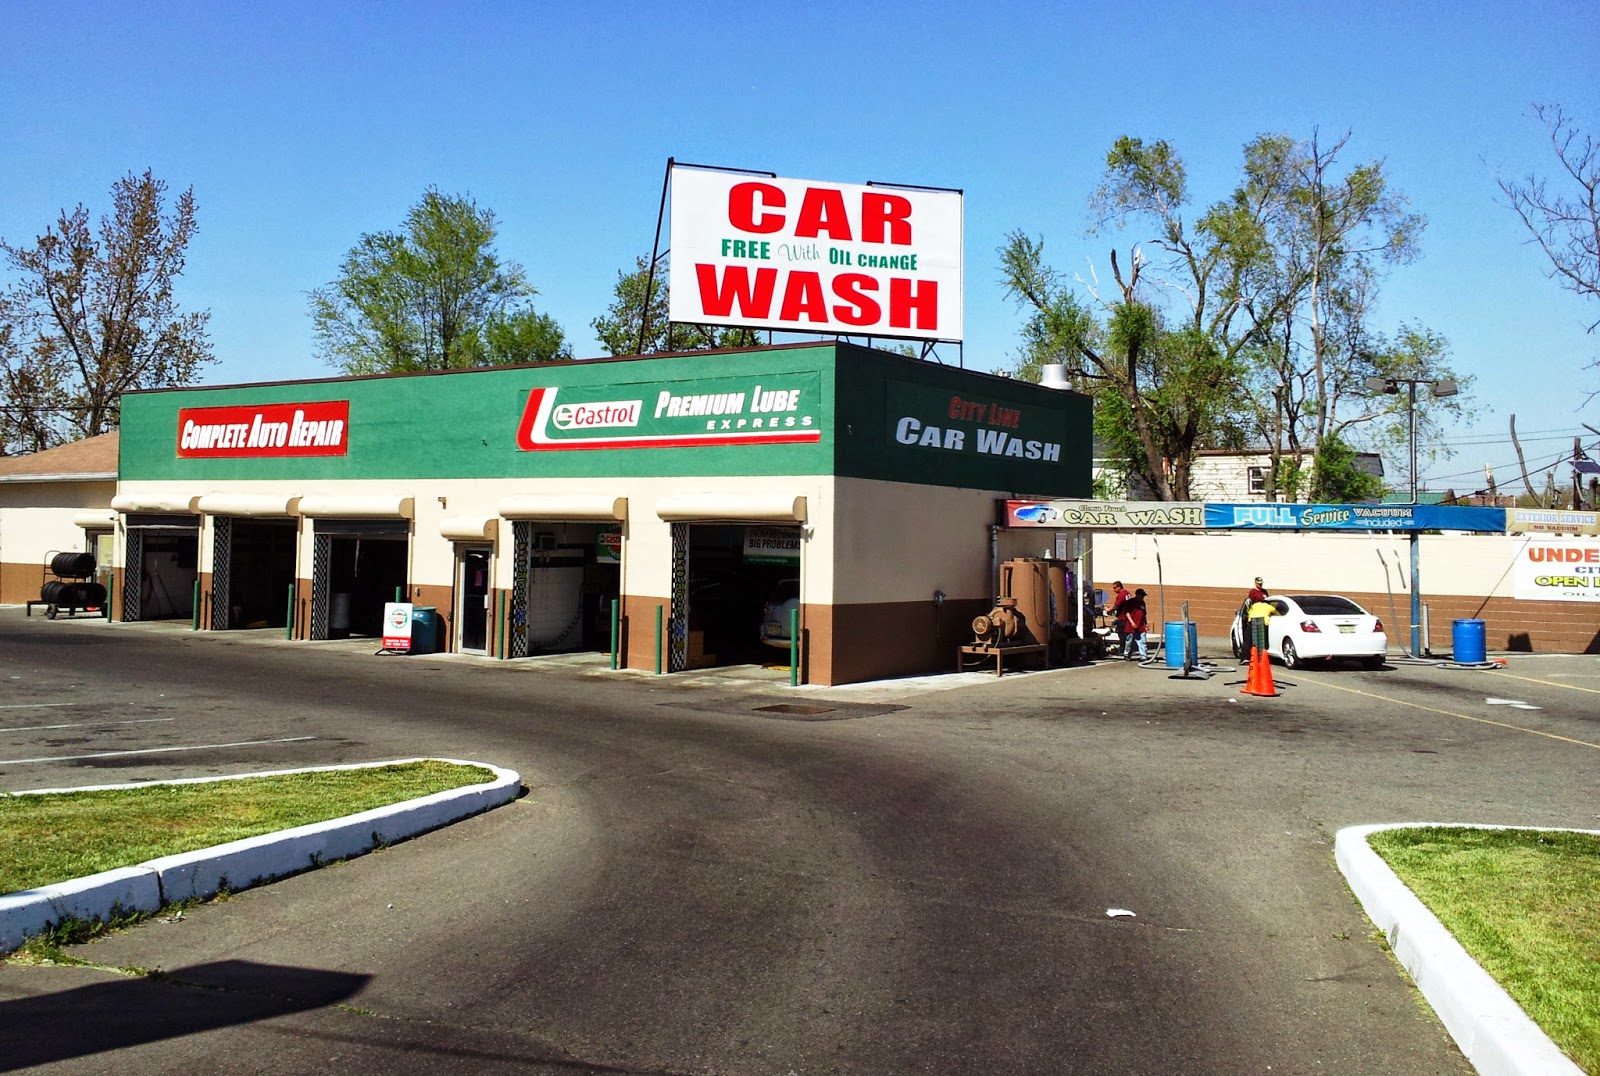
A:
<box><xmin>0</xmin><ymin>702</ymin><xmax>84</xmax><ymax>711</ymax></box>
<box><xmin>1486</xmin><ymin>697</ymin><xmax>1542</xmax><ymax>711</ymax></box>
<box><xmin>0</xmin><ymin>736</ymin><xmax>316</xmax><ymax>766</ymax></box>
<box><xmin>1</xmin><ymin>717</ymin><xmax>177</xmax><ymax>734</ymax></box>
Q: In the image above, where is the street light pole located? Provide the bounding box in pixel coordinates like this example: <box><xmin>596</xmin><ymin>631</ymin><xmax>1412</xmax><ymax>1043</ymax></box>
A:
<box><xmin>1408</xmin><ymin>379</ymin><xmax>1421</xmax><ymax>657</ymax></box>
<box><xmin>1363</xmin><ymin>375</ymin><xmax>1457</xmax><ymax>657</ymax></box>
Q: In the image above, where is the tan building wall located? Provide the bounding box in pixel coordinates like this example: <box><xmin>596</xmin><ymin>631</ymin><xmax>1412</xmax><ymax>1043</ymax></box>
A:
<box><xmin>114</xmin><ymin>473</ymin><xmax>1037</xmax><ymax>684</ymax></box>
<box><xmin>0</xmin><ymin>479</ymin><xmax>117</xmax><ymax>604</ymax></box>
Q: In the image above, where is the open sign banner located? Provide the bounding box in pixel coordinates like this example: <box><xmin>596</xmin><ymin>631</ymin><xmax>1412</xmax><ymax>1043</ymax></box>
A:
<box><xmin>668</xmin><ymin>166</ymin><xmax>963</xmax><ymax>341</ymax></box>
<box><xmin>1513</xmin><ymin>538</ymin><xmax>1600</xmax><ymax>602</ymax></box>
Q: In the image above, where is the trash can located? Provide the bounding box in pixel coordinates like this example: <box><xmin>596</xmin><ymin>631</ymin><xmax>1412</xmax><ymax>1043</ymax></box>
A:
<box><xmin>1164</xmin><ymin>621</ymin><xmax>1198</xmax><ymax>668</ymax></box>
<box><xmin>410</xmin><ymin>606</ymin><xmax>439</xmax><ymax>655</ymax></box>
<box><xmin>1452</xmin><ymin>618</ymin><xmax>1486</xmax><ymax>664</ymax></box>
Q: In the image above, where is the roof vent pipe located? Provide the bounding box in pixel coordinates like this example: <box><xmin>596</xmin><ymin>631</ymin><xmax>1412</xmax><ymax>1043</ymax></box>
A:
<box><xmin>1040</xmin><ymin>364</ymin><xmax>1070</xmax><ymax>390</ymax></box>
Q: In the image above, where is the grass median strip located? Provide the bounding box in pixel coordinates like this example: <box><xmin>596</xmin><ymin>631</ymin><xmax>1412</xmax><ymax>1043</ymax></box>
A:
<box><xmin>1</xmin><ymin>761</ymin><xmax>495</xmax><ymax>895</ymax></box>
<box><xmin>1368</xmin><ymin>826</ymin><xmax>1600</xmax><ymax>1074</ymax></box>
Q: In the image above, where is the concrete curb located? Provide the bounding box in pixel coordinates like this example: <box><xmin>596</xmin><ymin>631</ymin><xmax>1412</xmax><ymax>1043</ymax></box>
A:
<box><xmin>1335</xmin><ymin>823</ymin><xmax>1588</xmax><ymax>1076</ymax></box>
<box><xmin>1</xmin><ymin>758</ymin><xmax>521</xmax><ymax>954</ymax></box>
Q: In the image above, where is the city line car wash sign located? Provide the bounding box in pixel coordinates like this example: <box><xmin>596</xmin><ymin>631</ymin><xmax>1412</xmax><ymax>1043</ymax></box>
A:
<box><xmin>177</xmin><ymin>401</ymin><xmax>350</xmax><ymax>458</ymax></box>
<box><xmin>1004</xmin><ymin>501</ymin><xmax>1206</xmax><ymax>529</ymax></box>
<box><xmin>1512</xmin><ymin>538</ymin><xmax>1600</xmax><ymax>601</ymax></box>
<box><xmin>668</xmin><ymin>165</ymin><xmax>963</xmax><ymax>341</ymax></box>
<box><xmin>517</xmin><ymin>372</ymin><xmax>821</xmax><ymax>451</ymax></box>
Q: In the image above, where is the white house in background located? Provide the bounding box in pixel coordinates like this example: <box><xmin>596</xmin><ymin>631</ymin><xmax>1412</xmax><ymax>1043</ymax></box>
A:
<box><xmin>0</xmin><ymin>431</ymin><xmax>119</xmax><ymax>604</ymax></box>
<box><xmin>1092</xmin><ymin>446</ymin><xmax>1385</xmax><ymax>502</ymax></box>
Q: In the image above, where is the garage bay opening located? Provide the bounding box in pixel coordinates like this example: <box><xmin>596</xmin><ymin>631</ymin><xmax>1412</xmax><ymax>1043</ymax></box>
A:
<box><xmin>678</xmin><ymin>523</ymin><xmax>801</xmax><ymax>670</ymax></box>
<box><xmin>510</xmin><ymin>521</ymin><xmax>620</xmax><ymax>656</ymax></box>
<box><xmin>122</xmin><ymin>514</ymin><xmax>200</xmax><ymax>622</ymax></box>
<box><xmin>311</xmin><ymin>520</ymin><xmax>409</xmax><ymax>640</ymax></box>
<box><xmin>211</xmin><ymin>517</ymin><xmax>297</xmax><ymax>630</ymax></box>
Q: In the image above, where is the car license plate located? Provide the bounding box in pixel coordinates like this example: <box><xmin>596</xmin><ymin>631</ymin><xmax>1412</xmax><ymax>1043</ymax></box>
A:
<box><xmin>1338</xmin><ymin>624</ymin><xmax>1355</xmax><ymax>633</ymax></box>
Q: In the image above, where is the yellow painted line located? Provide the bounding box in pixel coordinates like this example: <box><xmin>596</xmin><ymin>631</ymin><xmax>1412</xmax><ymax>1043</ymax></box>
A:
<box><xmin>1482</xmin><ymin>669</ymin><xmax>1600</xmax><ymax>695</ymax></box>
<box><xmin>1295</xmin><ymin>675</ymin><xmax>1600</xmax><ymax>751</ymax></box>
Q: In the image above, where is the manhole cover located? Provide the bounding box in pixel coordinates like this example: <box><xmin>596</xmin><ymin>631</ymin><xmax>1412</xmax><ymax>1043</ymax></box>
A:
<box><xmin>754</xmin><ymin>703</ymin><xmax>835</xmax><ymax>716</ymax></box>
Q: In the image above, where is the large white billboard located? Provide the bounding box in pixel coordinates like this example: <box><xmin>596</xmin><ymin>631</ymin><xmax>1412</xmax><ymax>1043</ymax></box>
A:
<box><xmin>668</xmin><ymin>166</ymin><xmax>963</xmax><ymax>342</ymax></box>
<box><xmin>1512</xmin><ymin>537</ymin><xmax>1600</xmax><ymax>602</ymax></box>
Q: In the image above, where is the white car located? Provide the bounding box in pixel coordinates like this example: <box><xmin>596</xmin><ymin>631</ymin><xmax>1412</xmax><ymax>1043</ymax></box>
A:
<box><xmin>759</xmin><ymin>578</ymin><xmax>801</xmax><ymax>650</ymax></box>
<box><xmin>1230</xmin><ymin>594</ymin><xmax>1387</xmax><ymax>669</ymax></box>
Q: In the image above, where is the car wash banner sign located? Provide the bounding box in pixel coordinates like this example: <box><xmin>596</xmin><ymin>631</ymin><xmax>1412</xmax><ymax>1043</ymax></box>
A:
<box><xmin>177</xmin><ymin>401</ymin><xmax>350</xmax><ymax>458</ymax></box>
<box><xmin>516</xmin><ymin>372</ymin><xmax>822</xmax><ymax>451</ymax></box>
<box><xmin>1004</xmin><ymin>500</ymin><xmax>1206</xmax><ymax>529</ymax></box>
<box><xmin>1204</xmin><ymin>502</ymin><xmax>1507</xmax><ymax>531</ymax></box>
<box><xmin>668</xmin><ymin>165</ymin><xmax>963</xmax><ymax>341</ymax></box>
<box><xmin>1513</xmin><ymin>538</ymin><xmax>1600</xmax><ymax>601</ymax></box>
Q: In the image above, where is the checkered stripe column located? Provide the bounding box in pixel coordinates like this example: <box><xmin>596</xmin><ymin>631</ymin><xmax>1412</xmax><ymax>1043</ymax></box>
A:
<box><xmin>210</xmin><ymin>517</ymin><xmax>232</xmax><ymax>630</ymax></box>
<box><xmin>122</xmin><ymin>530</ymin><xmax>143</xmax><ymax>622</ymax></box>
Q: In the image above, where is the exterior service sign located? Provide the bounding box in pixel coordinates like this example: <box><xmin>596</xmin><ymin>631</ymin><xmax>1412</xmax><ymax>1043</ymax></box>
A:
<box><xmin>1203</xmin><ymin>502</ymin><xmax>1506</xmax><ymax>532</ymax></box>
<box><xmin>668</xmin><ymin>166</ymin><xmax>963</xmax><ymax>341</ymax></box>
<box><xmin>1512</xmin><ymin>539</ymin><xmax>1600</xmax><ymax>601</ymax></box>
<box><xmin>517</xmin><ymin>372</ymin><xmax>822</xmax><ymax>451</ymax></box>
<box><xmin>1004</xmin><ymin>500</ymin><xmax>1206</xmax><ymax>529</ymax></box>
<box><xmin>1507</xmin><ymin>508</ymin><xmax>1600</xmax><ymax>536</ymax></box>
<box><xmin>177</xmin><ymin>401</ymin><xmax>350</xmax><ymax>459</ymax></box>
<box><xmin>887</xmin><ymin>380</ymin><xmax>1065</xmax><ymax>466</ymax></box>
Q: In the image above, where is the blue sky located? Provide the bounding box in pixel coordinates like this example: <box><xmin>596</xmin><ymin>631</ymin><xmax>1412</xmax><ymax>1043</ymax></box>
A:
<box><xmin>3</xmin><ymin>0</ymin><xmax>1596</xmax><ymax>491</ymax></box>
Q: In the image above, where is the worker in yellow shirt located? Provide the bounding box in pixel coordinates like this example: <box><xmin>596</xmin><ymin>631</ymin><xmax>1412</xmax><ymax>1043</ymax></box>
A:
<box><xmin>1246</xmin><ymin>595</ymin><xmax>1277</xmax><ymax>659</ymax></box>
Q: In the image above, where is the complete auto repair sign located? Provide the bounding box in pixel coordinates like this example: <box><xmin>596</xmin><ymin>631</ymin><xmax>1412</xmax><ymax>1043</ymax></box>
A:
<box><xmin>177</xmin><ymin>401</ymin><xmax>350</xmax><ymax>458</ymax></box>
<box><xmin>668</xmin><ymin>166</ymin><xmax>963</xmax><ymax>341</ymax></box>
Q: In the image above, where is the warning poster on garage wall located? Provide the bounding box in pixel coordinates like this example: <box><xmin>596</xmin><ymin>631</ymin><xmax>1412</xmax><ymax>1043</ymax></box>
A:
<box><xmin>1512</xmin><ymin>538</ymin><xmax>1600</xmax><ymax>601</ymax></box>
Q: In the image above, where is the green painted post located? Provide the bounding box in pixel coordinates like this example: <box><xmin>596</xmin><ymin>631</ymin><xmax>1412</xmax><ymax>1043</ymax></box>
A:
<box><xmin>789</xmin><ymin>607</ymin><xmax>799</xmax><ymax>687</ymax></box>
<box><xmin>395</xmin><ymin>585</ymin><xmax>403</xmax><ymax>603</ymax></box>
<box><xmin>285</xmin><ymin>584</ymin><xmax>295</xmax><ymax>640</ymax></box>
<box><xmin>191</xmin><ymin>581</ymin><xmax>200</xmax><ymax>630</ymax></box>
<box><xmin>499</xmin><ymin>592</ymin><xmax>509</xmax><ymax>660</ymax></box>
<box><xmin>654</xmin><ymin>604</ymin><xmax>663</xmax><ymax>675</ymax></box>
<box><xmin>610</xmin><ymin>599</ymin><xmax>620</xmax><ymax>670</ymax></box>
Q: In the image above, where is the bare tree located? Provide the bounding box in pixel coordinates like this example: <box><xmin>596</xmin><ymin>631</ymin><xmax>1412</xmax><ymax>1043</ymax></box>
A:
<box><xmin>1499</xmin><ymin>103</ymin><xmax>1600</xmax><ymax>329</ymax></box>
<box><xmin>1</xmin><ymin>170</ymin><xmax>212</xmax><ymax>453</ymax></box>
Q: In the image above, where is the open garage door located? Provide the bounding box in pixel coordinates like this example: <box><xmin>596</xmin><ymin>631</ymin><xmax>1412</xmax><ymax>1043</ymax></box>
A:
<box><xmin>309</xmin><ymin>519</ymin><xmax>409</xmax><ymax>640</ymax></box>
<box><xmin>121</xmin><ymin>515</ymin><xmax>200</xmax><ymax>622</ymax></box>
<box><xmin>675</xmin><ymin>523</ymin><xmax>801</xmax><ymax>671</ymax></box>
<box><xmin>508</xmin><ymin>520</ymin><xmax>621</xmax><ymax>656</ymax></box>
<box><xmin>210</xmin><ymin>517</ymin><xmax>298</xmax><ymax>630</ymax></box>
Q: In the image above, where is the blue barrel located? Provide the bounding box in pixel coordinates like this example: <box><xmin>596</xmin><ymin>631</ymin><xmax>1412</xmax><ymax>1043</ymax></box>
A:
<box><xmin>1164</xmin><ymin>621</ymin><xmax>1198</xmax><ymax>668</ymax></box>
<box><xmin>1452</xmin><ymin>618</ymin><xmax>1486</xmax><ymax>664</ymax></box>
<box><xmin>410</xmin><ymin>606</ymin><xmax>439</xmax><ymax>655</ymax></box>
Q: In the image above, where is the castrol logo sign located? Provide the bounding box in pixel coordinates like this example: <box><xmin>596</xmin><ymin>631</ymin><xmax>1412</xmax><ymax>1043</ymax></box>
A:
<box><xmin>177</xmin><ymin>400</ymin><xmax>350</xmax><ymax>458</ymax></box>
<box><xmin>551</xmin><ymin>400</ymin><xmax>642</xmax><ymax>430</ymax></box>
<box><xmin>668</xmin><ymin>166</ymin><xmax>963</xmax><ymax>342</ymax></box>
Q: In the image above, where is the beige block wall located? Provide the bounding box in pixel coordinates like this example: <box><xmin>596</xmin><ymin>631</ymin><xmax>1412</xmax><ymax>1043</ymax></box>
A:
<box><xmin>1087</xmin><ymin>530</ymin><xmax>1600</xmax><ymax>654</ymax></box>
<box><xmin>0</xmin><ymin>480</ymin><xmax>116</xmax><ymax>604</ymax></box>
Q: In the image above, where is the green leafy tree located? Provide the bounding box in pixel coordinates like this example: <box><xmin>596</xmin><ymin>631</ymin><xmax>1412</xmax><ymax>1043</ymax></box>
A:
<box><xmin>1080</xmin><ymin>130</ymin><xmax>1464</xmax><ymax>499</ymax></box>
<box><xmin>0</xmin><ymin>170</ymin><xmax>212</xmax><ymax>454</ymax></box>
<box><xmin>592</xmin><ymin>256</ymin><xmax>763</xmax><ymax>356</ymax></box>
<box><xmin>1000</xmin><ymin>234</ymin><xmax>1247</xmax><ymax>499</ymax></box>
<box><xmin>309</xmin><ymin>188</ymin><xmax>567</xmax><ymax>373</ymax></box>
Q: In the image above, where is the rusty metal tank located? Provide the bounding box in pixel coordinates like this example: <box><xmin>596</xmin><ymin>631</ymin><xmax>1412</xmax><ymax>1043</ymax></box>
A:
<box><xmin>1001</xmin><ymin>558</ymin><xmax>1074</xmax><ymax>654</ymax></box>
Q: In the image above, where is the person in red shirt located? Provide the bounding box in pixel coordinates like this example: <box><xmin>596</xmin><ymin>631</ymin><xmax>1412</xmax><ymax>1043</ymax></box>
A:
<box><xmin>1120</xmin><ymin>588</ymin><xmax>1149</xmax><ymax>661</ymax></box>
<box><xmin>1107</xmin><ymin>580</ymin><xmax>1132</xmax><ymax>650</ymax></box>
<box><xmin>1247</xmin><ymin>576</ymin><xmax>1268</xmax><ymax>604</ymax></box>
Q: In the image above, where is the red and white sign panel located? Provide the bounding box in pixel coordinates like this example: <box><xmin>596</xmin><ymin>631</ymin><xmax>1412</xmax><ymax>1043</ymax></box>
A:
<box><xmin>177</xmin><ymin>401</ymin><xmax>350</xmax><ymax>458</ymax></box>
<box><xmin>669</xmin><ymin>166</ymin><xmax>963</xmax><ymax>341</ymax></box>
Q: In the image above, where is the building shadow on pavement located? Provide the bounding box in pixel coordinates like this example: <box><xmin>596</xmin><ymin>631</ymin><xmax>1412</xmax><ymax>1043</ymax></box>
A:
<box><xmin>0</xmin><ymin>959</ymin><xmax>369</xmax><ymax>1071</ymax></box>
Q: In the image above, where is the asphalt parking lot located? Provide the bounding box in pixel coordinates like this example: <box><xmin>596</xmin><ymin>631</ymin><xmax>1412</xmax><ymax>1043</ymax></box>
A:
<box><xmin>2</xmin><ymin>608</ymin><xmax>1597</xmax><ymax>1074</ymax></box>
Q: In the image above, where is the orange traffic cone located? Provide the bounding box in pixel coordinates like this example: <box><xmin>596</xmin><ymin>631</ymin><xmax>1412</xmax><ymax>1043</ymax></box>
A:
<box><xmin>1253</xmin><ymin>645</ymin><xmax>1278</xmax><ymax>697</ymax></box>
<box><xmin>1240</xmin><ymin>645</ymin><xmax>1262</xmax><ymax>695</ymax></box>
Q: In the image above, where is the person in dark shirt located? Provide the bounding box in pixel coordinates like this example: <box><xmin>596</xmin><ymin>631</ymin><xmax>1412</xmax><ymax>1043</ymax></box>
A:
<box><xmin>1120</xmin><ymin>588</ymin><xmax>1148</xmax><ymax>661</ymax></box>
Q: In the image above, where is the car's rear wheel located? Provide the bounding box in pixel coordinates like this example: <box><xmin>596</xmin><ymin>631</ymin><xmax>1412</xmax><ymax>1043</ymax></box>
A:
<box><xmin>1281</xmin><ymin>638</ymin><xmax>1301</xmax><ymax>669</ymax></box>
<box><xmin>1362</xmin><ymin>654</ymin><xmax>1385</xmax><ymax>669</ymax></box>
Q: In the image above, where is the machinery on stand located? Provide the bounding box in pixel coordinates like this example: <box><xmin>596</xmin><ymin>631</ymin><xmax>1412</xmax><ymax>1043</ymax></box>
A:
<box><xmin>958</xmin><ymin>556</ymin><xmax>1106</xmax><ymax>675</ymax></box>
